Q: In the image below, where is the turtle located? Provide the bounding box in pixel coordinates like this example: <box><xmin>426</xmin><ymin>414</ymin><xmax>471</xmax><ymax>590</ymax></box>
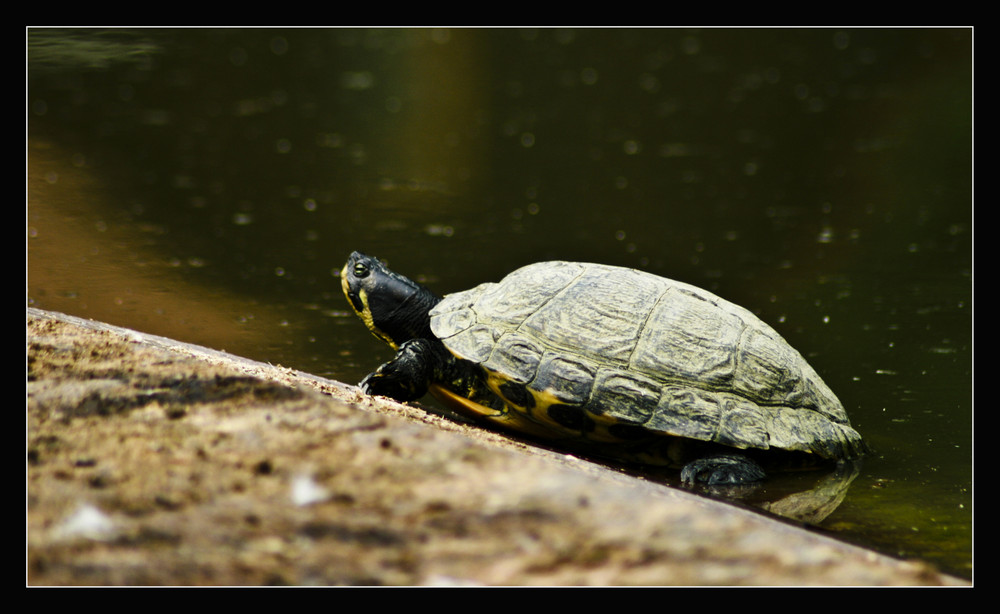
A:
<box><xmin>341</xmin><ymin>251</ymin><xmax>866</xmax><ymax>485</ymax></box>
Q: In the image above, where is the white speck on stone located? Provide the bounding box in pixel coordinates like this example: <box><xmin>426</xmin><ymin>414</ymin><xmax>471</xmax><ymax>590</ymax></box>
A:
<box><xmin>54</xmin><ymin>503</ymin><xmax>115</xmax><ymax>541</ymax></box>
<box><xmin>291</xmin><ymin>474</ymin><xmax>329</xmax><ymax>506</ymax></box>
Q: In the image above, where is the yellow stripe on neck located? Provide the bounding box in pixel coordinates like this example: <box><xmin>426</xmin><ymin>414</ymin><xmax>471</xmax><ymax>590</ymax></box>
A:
<box><xmin>355</xmin><ymin>288</ymin><xmax>397</xmax><ymax>349</ymax></box>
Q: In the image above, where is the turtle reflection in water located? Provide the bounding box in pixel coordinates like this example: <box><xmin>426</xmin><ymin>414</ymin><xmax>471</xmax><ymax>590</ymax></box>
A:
<box><xmin>341</xmin><ymin>252</ymin><xmax>867</xmax><ymax>487</ymax></box>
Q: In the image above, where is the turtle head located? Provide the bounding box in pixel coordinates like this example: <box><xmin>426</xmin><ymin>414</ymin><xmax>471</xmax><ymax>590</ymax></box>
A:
<box><xmin>341</xmin><ymin>252</ymin><xmax>441</xmax><ymax>349</ymax></box>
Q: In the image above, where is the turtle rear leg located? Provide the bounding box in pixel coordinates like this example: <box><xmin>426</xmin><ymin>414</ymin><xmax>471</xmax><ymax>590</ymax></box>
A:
<box><xmin>680</xmin><ymin>454</ymin><xmax>766</xmax><ymax>485</ymax></box>
<box><xmin>360</xmin><ymin>338</ymin><xmax>435</xmax><ymax>402</ymax></box>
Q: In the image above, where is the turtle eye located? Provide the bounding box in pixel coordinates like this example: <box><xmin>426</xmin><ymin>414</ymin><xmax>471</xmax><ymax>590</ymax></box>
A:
<box><xmin>353</xmin><ymin>262</ymin><xmax>369</xmax><ymax>278</ymax></box>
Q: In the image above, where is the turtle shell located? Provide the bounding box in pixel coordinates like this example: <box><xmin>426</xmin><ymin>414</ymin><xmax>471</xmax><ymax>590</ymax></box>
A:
<box><xmin>428</xmin><ymin>261</ymin><xmax>865</xmax><ymax>460</ymax></box>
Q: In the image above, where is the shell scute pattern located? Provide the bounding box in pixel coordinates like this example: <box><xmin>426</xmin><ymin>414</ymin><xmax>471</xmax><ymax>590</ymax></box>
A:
<box><xmin>429</xmin><ymin>261</ymin><xmax>863</xmax><ymax>459</ymax></box>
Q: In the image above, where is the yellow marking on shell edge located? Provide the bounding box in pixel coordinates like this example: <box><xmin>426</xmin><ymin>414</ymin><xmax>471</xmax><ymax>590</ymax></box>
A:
<box><xmin>440</xmin><ymin>379</ymin><xmax>687</xmax><ymax>468</ymax></box>
<box><xmin>525</xmin><ymin>386</ymin><xmax>687</xmax><ymax>465</ymax></box>
<box><xmin>478</xmin><ymin>374</ymin><xmax>591</xmax><ymax>441</ymax></box>
<box><xmin>488</xmin><ymin>378</ymin><xmax>652</xmax><ymax>445</ymax></box>
<box><xmin>428</xmin><ymin>384</ymin><xmax>559</xmax><ymax>439</ymax></box>
<box><xmin>530</xmin><ymin>390</ymin><xmax>622</xmax><ymax>443</ymax></box>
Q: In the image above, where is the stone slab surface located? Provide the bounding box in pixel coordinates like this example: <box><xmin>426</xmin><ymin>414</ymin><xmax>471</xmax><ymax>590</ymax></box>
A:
<box><xmin>26</xmin><ymin>308</ymin><xmax>965</xmax><ymax>586</ymax></box>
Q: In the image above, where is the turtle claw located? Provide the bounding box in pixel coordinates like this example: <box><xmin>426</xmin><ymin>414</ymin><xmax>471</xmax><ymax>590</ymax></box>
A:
<box><xmin>360</xmin><ymin>368</ymin><xmax>426</xmax><ymax>403</ymax></box>
<box><xmin>359</xmin><ymin>339</ymin><xmax>434</xmax><ymax>403</ymax></box>
<box><xmin>680</xmin><ymin>454</ymin><xmax>766</xmax><ymax>485</ymax></box>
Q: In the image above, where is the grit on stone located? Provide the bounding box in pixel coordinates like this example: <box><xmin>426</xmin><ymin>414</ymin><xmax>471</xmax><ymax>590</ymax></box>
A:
<box><xmin>26</xmin><ymin>308</ymin><xmax>964</xmax><ymax>586</ymax></box>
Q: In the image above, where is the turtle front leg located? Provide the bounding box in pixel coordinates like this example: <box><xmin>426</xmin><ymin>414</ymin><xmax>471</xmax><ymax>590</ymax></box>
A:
<box><xmin>360</xmin><ymin>338</ymin><xmax>435</xmax><ymax>402</ymax></box>
<box><xmin>680</xmin><ymin>454</ymin><xmax>766</xmax><ymax>485</ymax></box>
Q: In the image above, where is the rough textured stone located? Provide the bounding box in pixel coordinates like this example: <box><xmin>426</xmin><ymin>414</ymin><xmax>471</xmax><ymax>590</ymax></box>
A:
<box><xmin>26</xmin><ymin>308</ymin><xmax>964</xmax><ymax>586</ymax></box>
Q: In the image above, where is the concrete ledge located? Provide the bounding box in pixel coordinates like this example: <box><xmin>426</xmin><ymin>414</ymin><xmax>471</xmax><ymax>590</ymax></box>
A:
<box><xmin>26</xmin><ymin>308</ymin><xmax>965</xmax><ymax>586</ymax></box>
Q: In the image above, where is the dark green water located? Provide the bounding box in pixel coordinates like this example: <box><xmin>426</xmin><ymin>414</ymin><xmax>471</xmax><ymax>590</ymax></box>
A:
<box><xmin>27</xmin><ymin>28</ymin><xmax>972</xmax><ymax>580</ymax></box>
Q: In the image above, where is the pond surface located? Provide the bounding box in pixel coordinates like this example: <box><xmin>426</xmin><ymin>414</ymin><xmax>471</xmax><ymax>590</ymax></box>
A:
<box><xmin>27</xmin><ymin>28</ymin><xmax>972</xmax><ymax>580</ymax></box>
